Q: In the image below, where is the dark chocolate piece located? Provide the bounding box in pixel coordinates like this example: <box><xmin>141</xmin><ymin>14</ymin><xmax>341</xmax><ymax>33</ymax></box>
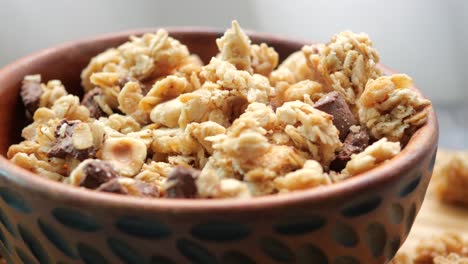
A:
<box><xmin>314</xmin><ymin>91</ymin><xmax>357</xmax><ymax>141</ymax></box>
<box><xmin>81</xmin><ymin>160</ymin><xmax>118</xmax><ymax>189</ymax></box>
<box><xmin>81</xmin><ymin>88</ymin><xmax>107</xmax><ymax>119</ymax></box>
<box><xmin>97</xmin><ymin>178</ymin><xmax>160</xmax><ymax>197</ymax></box>
<box><xmin>330</xmin><ymin>128</ymin><xmax>370</xmax><ymax>171</ymax></box>
<box><xmin>164</xmin><ymin>166</ymin><xmax>200</xmax><ymax>198</ymax></box>
<box><xmin>96</xmin><ymin>179</ymin><xmax>127</xmax><ymax>194</ymax></box>
<box><xmin>48</xmin><ymin>120</ymin><xmax>96</xmax><ymax>160</ymax></box>
<box><xmin>20</xmin><ymin>77</ymin><xmax>43</xmax><ymax>117</ymax></box>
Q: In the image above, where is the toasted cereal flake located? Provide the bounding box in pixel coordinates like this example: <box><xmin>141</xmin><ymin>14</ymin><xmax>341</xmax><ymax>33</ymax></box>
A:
<box><xmin>286</xmin><ymin>80</ymin><xmax>324</xmax><ymax>103</ymax></box>
<box><xmin>139</xmin><ymin>76</ymin><xmax>190</xmax><ymax>112</ymax></box>
<box><xmin>81</xmin><ymin>49</ymin><xmax>123</xmax><ymax>91</ymax></box>
<box><xmin>414</xmin><ymin>233</ymin><xmax>468</xmax><ymax>264</ymax></box>
<box><xmin>172</xmin><ymin>54</ymin><xmax>203</xmax><ymax>91</ymax></box>
<box><xmin>40</xmin><ymin>79</ymin><xmax>68</xmax><ymax>108</ymax></box>
<box><xmin>7</xmin><ymin>141</ymin><xmax>40</xmax><ymax>159</ymax></box>
<box><xmin>135</xmin><ymin>161</ymin><xmax>173</xmax><ymax>191</ymax></box>
<box><xmin>358</xmin><ymin>74</ymin><xmax>431</xmax><ymax>141</ymax></box>
<box><xmin>176</xmin><ymin>82</ymin><xmax>249</xmax><ymax>128</ymax></box>
<box><xmin>186</xmin><ymin>121</ymin><xmax>226</xmax><ymax>154</ymax></box>
<box><xmin>72</xmin><ymin>123</ymin><xmax>94</xmax><ymax>150</ymax></box>
<box><xmin>117</xmin><ymin>81</ymin><xmax>149</xmax><ymax>124</ymax></box>
<box><xmin>250</xmin><ymin>43</ymin><xmax>279</xmax><ymax>76</ymax></box>
<box><xmin>342</xmin><ymin>138</ymin><xmax>400</xmax><ymax>176</ymax></box>
<box><xmin>151</xmin><ymin>128</ymin><xmax>200</xmax><ymax>155</ymax></box>
<box><xmin>434</xmin><ymin>254</ymin><xmax>468</xmax><ymax>264</ymax></box>
<box><xmin>10</xmin><ymin>153</ymin><xmax>64</xmax><ymax>181</ymax></box>
<box><xmin>216</xmin><ymin>178</ymin><xmax>251</xmax><ymax>198</ymax></box>
<box><xmin>149</xmin><ymin>98</ymin><xmax>184</xmax><ymax>128</ymax></box>
<box><xmin>276</xmin><ymin>101</ymin><xmax>342</xmax><ymax>165</ymax></box>
<box><xmin>119</xmin><ymin>30</ymin><xmax>190</xmax><ymax>79</ymax></box>
<box><xmin>270</xmin><ymin>50</ymin><xmax>315</xmax><ymax>84</ymax></box>
<box><xmin>274</xmin><ymin>160</ymin><xmax>330</xmax><ymax>192</ymax></box>
<box><xmin>216</xmin><ymin>20</ymin><xmax>252</xmax><ymax>72</ymax></box>
<box><xmin>99</xmin><ymin>114</ymin><xmax>141</xmax><ymax>134</ymax></box>
<box><xmin>303</xmin><ymin>31</ymin><xmax>381</xmax><ymax>105</ymax></box>
<box><xmin>51</xmin><ymin>95</ymin><xmax>90</xmax><ymax>121</ymax></box>
<box><xmin>200</xmin><ymin>58</ymin><xmax>274</xmax><ymax>104</ymax></box>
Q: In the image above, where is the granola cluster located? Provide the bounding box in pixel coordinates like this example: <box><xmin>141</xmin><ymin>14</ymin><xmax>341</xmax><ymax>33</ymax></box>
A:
<box><xmin>391</xmin><ymin>233</ymin><xmax>468</xmax><ymax>264</ymax></box>
<box><xmin>8</xmin><ymin>21</ymin><xmax>432</xmax><ymax>198</ymax></box>
<box><xmin>432</xmin><ymin>151</ymin><xmax>468</xmax><ymax>207</ymax></box>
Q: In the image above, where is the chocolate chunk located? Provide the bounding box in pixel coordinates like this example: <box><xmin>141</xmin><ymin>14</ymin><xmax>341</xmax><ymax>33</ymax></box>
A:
<box><xmin>81</xmin><ymin>160</ymin><xmax>118</xmax><ymax>189</ymax></box>
<box><xmin>133</xmin><ymin>180</ymin><xmax>160</xmax><ymax>197</ymax></box>
<box><xmin>97</xmin><ymin>178</ymin><xmax>160</xmax><ymax>198</ymax></box>
<box><xmin>164</xmin><ymin>166</ymin><xmax>200</xmax><ymax>198</ymax></box>
<box><xmin>20</xmin><ymin>77</ymin><xmax>43</xmax><ymax>117</ymax></box>
<box><xmin>96</xmin><ymin>179</ymin><xmax>127</xmax><ymax>194</ymax></box>
<box><xmin>81</xmin><ymin>88</ymin><xmax>108</xmax><ymax>119</ymax></box>
<box><xmin>330</xmin><ymin>128</ymin><xmax>370</xmax><ymax>171</ymax></box>
<box><xmin>314</xmin><ymin>91</ymin><xmax>357</xmax><ymax>141</ymax></box>
<box><xmin>48</xmin><ymin>120</ymin><xmax>96</xmax><ymax>160</ymax></box>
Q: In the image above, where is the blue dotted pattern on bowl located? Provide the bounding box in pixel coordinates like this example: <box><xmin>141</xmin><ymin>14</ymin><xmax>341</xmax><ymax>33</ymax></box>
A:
<box><xmin>52</xmin><ymin>208</ymin><xmax>101</xmax><ymax>232</ymax></box>
<box><xmin>37</xmin><ymin>219</ymin><xmax>78</xmax><ymax>259</ymax></box>
<box><xmin>107</xmin><ymin>237</ymin><xmax>146</xmax><ymax>264</ymax></box>
<box><xmin>77</xmin><ymin>243</ymin><xmax>109</xmax><ymax>264</ymax></box>
<box><xmin>191</xmin><ymin>221</ymin><xmax>250</xmax><ymax>242</ymax></box>
<box><xmin>0</xmin><ymin>151</ymin><xmax>433</xmax><ymax>264</ymax></box>
<box><xmin>176</xmin><ymin>238</ymin><xmax>217</xmax><ymax>264</ymax></box>
<box><xmin>115</xmin><ymin>216</ymin><xmax>170</xmax><ymax>240</ymax></box>
<box><xmin>273</xmin><ymin>215</ymin><xmax>326</xmax><ymax>236</ymax></box>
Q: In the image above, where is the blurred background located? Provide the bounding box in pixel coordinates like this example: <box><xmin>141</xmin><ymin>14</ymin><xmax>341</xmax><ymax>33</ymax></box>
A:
<box><xmin>1</xmin><ymin>0</ymin><xmax>466</xmax><ymax>148</ymax></box>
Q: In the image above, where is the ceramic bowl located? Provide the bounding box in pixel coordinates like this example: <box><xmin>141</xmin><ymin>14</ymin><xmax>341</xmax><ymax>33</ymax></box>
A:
<box><xmin>0</xmin><ymin>28</ymin><xmax>438</xmax><ymax>264</ymax></box>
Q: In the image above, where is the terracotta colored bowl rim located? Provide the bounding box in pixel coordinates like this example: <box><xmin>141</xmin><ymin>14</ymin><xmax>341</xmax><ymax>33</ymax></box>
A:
<box><xmin>0</xmin><ymin>27</ymin><xmax>438</xmax><ymax>213</ymax></box>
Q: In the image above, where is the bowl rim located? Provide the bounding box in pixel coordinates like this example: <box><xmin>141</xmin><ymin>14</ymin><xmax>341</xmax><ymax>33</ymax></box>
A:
<box><xmin>0</xmin><ymin>27</ymin><xmax>439</xmax><ymax>213</ymax></box>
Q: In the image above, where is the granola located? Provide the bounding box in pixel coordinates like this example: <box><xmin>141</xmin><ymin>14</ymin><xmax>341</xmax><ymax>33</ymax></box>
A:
<box><xmin>358</xmin><ymin>74</ymin><xmax>431</xmax><ymax>142</ymax></box>
<box><xmin>432</xmin><ymin>151</ymin><xmax>468</xmax><ymax>207</ymax></box>
<box><xmin>8</xmin><ymin>21</ymin><xmax>431</xmax><ymax>198</ymax></box>
<box><xmin>391</xmin><ymin>233</ymin><xmax>468</xmax><ymax>264</ymax></box>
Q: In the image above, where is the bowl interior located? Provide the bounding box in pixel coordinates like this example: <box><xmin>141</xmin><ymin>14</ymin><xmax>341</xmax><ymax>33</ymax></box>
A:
<box><xmin>0</xmin><ymin>28</ymin><xmax>305</xmax><ymax>155</ymax></box>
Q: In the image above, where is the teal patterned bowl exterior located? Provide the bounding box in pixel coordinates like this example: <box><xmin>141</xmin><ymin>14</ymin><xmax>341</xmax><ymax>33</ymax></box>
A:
<box><xmin>0</xmin><ymin>28</ymin><xmax>438</xmax><ymax>264</ymax></box>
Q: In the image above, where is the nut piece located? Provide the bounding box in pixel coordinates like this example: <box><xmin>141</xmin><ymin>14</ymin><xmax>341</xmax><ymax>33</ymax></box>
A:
<box><xmin>97</xmin><ymin>178</ymin><xmax>160</xmax><ymax>197</ymax></box>
<box><xmin>20</xmin><ymin>75</ymin><xmax>43</xmax><ymax>117</ymax></box>
<box><xmin>72</xmin><ymin>123</ymin><xmax>94</xmax><ymax>150</ymax></box>
<box><xmin>69</xmin><ymin>159</ymin><xmax>118</xmax><ymax>189</ymax></box>
<box><xmin>48</xmin><ymin>120</ymin><xmax>96</xmax><ymax>160</ymax></box>
<box><xmin>164</xmin><ymin>166</ymin><xmax>200</xmax><ymax>198</ymax></box>
<box><xmin>314</xmin><ymin>91</ymin><xmax>357</xmax><ymax>140</ymax></box>
<box><xmin>101</xmin><ymin>137</ymin><xmax>147</xmax><ymax>177</ymax></box>
<box><xmin>330</xmin><ymin>127</ymin><xmax>370</xmax><ymax>171</ymax></box>
<box><xmin>81</xmin><ymin>88</ymin><xmax>108</xmax><ymax>118</ymax></box>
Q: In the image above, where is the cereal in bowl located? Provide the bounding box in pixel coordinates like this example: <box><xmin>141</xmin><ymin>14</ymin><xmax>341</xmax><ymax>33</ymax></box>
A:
<box><xmin>8</xmin><ymin>20</ymin><xmax>432</xmax><ymax>198</ymax></box>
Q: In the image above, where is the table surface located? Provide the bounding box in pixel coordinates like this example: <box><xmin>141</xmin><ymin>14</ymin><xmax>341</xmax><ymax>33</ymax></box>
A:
<box><xmin>399</xmin><ymin>150</ymin><xmax>468</xmax><ymax>255</ymax></box>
